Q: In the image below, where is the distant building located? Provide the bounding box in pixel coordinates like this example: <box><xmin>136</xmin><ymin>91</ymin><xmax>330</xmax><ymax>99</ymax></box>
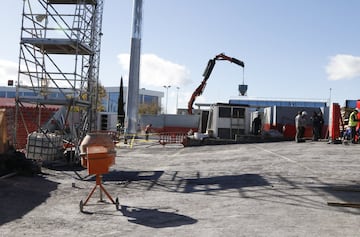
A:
<box><xmin>99</xmin><ymin>87</ymin><xmax>163</xmax><ymax>131</ymax></box>
<box><xmin>103</xmin><ymin>87</ymin><xmax>163</xmax><ymax>113</ymax></box>
<box><xmin>0</xmin><ymin>86</ymin><xmax>164</xmax><ymax>113</ymax></box>
<box><xmin>229</xmin><ymin>97</ymin><xmax>328</xmax><ymax>108</ymax></box>
<box><xmin>345</xmin><ymin>100</ymin><xmax>360</xmax><ymax>109</ymax></box>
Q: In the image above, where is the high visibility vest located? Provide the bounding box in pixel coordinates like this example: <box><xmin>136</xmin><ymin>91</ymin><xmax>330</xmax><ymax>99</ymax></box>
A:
<box><xmin>348</xmin><ymin>111</ymin><xmax>358</xmax><ymax>127</ymax></box>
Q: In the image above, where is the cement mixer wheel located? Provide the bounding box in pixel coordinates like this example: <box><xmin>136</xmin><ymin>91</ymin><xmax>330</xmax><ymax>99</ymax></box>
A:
<box><xmin>79</xmin><ymin>200</ymin><xmax>84</xmax><ymax>213</ymax></box>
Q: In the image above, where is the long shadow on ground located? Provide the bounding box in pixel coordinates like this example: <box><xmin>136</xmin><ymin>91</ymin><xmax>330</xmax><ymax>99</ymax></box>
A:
<box><xmin>321</xmin><ymin>184</ymin><xmax>360</xmax><ymax>210</ymax></box>
<box><xmin>86</xmin><ymin>170</ymin><xmax>164</xmax><ymax>182</ymax></box>
<box><xmin>0</xmin><ymin>175</ymin><xmax>59</xmax><ymax>225</ymax></box>
<box><xmin>183</xmin><ymin>174</ymin><xmax>270</xmax><ymax>193</ymax></box>
<box><xmin>119</xmin><ymin>205</ymin><xmax>197</xmax><ymax>228</ymax></box>
<box><xmin>89</xmin><ymin>171</ymin><xmax>270</xmax><ymax>195</ymax></box>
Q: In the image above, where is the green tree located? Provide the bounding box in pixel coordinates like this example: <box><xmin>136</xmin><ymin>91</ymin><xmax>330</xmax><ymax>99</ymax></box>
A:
<box><xmin>138</xmin><ymin>102</ymin><xmax>161</xmax><ymax>115</ymax></box>
<box><xmin>70</xmin><ymin>82</ymin><xmax>106</xmax><ymax>112</ymax></box>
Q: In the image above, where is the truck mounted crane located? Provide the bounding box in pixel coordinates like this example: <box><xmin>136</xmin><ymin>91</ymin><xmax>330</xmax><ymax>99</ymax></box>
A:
<box><xmin>187</xmin><ymin>53</ymin><xmax>245</xmax><ymax>114</ymax></box>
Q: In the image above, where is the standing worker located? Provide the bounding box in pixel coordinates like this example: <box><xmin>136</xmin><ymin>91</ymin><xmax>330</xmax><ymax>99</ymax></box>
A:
<box><xmin>252</xmin><ymin>114</ymin><xmax>262</xmax><ymax>135</ymax></box>
<box><xmin>144</xmin><ymin>124</ymin><xmax>152</xmax><ymax>141</ymax></box>
<box><xmin>311</xmin><ymin>111</ymin><xmax>320</xmax><ymax>141</ymax></box>
<box><xmin>300</xmin><ymin>111</ymin><xmax>308</xmax><ymax>141</ymax></box>
<box><xmin>295</xmin><ymin>111</ymin><xmax>301</xmax><ymax>142</ymax></box>
<box><xmin>295</xmin><ymin>111</ymin><xmax>307</xmax><ymax>142</ymax></box>
<box><xmin>318</xmin><ymin>111</ymin><xmax>324</xmax><ymax>139</ymax></box>
<box><xmin>348</xmin><ymin>108</ymin><xmax>359</xmax><ymax>144</ymax></box>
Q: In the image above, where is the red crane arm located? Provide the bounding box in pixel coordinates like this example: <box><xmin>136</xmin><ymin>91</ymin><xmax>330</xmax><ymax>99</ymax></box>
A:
<box><xmin>187</xmin><ymin>53</ymin><xmax>244</xmax><ymax>114</ymax></box>
<box><xmin>214</xmin><ymin>53</ymin><xmax>245</xmax><ymax>67</ymax></box>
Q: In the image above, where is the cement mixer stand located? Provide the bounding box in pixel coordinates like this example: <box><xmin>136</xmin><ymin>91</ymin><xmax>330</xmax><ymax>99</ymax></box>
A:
<box><xmin>80</xmin><ymin>174</ymin><xmax>119</xmax><ymax>213</ymax></box>
<box><xmin>79</xmin><ymin>134</ymin><xmax>119</xmax><ymax>213</ymax></box>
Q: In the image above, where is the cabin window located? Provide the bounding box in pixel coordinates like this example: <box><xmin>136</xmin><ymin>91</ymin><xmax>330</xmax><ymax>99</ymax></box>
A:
<box><xmin>218</xmin><ymin>128</ymin><xmax>231</xmax><ymax>139</ymax></box>
<box><xmin>232</xmin><ymin>107</ymin><xmax>245</xmax><ymax>118</ymax></box>
<box><xmin>218</xmin><ymin>107</ymin><xmax>231</xmax><ymax>118</ymax></box>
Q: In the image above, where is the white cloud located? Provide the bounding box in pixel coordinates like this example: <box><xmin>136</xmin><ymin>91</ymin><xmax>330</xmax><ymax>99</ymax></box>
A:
<box><xmin>117</xmin><ymin>53</ymin><xmax>192</xmax><ymax>87</ymax></box>
<box><xmin>326</xmin><ymin>54</ymin><xmax>360</xmax><ymax>80</ymax></box>
<box><xmin>0</xmin><ymin>59</ymin><xmax>18</xmax><ymax>85</ymax></box>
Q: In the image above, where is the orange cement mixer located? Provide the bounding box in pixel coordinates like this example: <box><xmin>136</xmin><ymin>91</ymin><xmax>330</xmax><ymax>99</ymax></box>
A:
<box><xmin>79</xmin><ymin>133</ymin><xmax>119</xmax><ymax>212</ymax></box>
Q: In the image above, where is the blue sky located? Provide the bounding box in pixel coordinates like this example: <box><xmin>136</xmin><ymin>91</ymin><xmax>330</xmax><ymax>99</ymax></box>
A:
<box><xmin>1</xmin><ymin>1</ymin><xmax>360</xmax><ymax>114</ymax></box>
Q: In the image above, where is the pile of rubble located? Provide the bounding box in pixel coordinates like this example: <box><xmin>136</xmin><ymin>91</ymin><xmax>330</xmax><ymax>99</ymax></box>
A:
<box><xmin>0</xmin><ymin>149</ymin><xmax>41</xmax><ymax>177</ymax></box>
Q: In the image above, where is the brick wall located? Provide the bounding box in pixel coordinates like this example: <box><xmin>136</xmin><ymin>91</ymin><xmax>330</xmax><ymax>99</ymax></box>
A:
<box><xmin>0</xmin><ymin>99</ymin><xmax>59</xmax><ymax>149</ymax></box>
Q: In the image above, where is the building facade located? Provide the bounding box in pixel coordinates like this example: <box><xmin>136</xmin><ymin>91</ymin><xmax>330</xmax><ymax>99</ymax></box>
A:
<box><xmin>229</xmin><ymin>98</ymin><xmax>328</xmax><ymax>108</ymax></box>
<box><xmin>103</xmin><ymin>87</ymin><xmax>163</xmax><ymax>113</ymax></box>
<box><xmin>0</xmin><ymin>86</ymin><xmax>163</xmax><ymax>113</ymax></box>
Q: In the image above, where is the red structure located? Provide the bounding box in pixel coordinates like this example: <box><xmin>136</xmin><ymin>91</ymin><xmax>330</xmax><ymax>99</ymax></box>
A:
<box><xmin>0</xmin><ymin>98</ymin><xmax>59</xmax><ymax>149</ymax></box>
<box><xmin>356</xmin><ymin>100</ymin><xmax>360</xmax><ymax>142</ymax></box>
<box><xmin>328</xmin><ymin>103</ymin><xmax>342</xmax><ymax>141</ymax></box>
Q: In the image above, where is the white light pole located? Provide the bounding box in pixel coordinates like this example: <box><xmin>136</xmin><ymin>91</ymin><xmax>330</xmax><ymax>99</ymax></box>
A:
<box><xmin>126</xmin><ymin>0</ymin><xmax>143</xmax><ymax>135</ymax></box>
<box><xmin>163</xmin><ymin>85</ymin><xmax>171</xmax><ymax>114</ymax></box>
<box><xmin>176</xmin><ymin>86</ymin><xmax>180</xmax><ymax>113</ymax></box>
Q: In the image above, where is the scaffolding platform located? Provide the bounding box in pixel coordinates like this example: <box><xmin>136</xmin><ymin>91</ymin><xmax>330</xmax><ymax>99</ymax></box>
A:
<box><xmin>48</xmin><ymin>0</ymin><xmax>97</xmax><ymax>4</ymax></box>
<box><xmin>18</xmin><ymin>96</ymin><xmax>90</xmax><ymax>107</ymax></box>
<box><xmin>21</xmin><ymin>38</ymin><xmax>93</xmax><ymax>55</ymax></box>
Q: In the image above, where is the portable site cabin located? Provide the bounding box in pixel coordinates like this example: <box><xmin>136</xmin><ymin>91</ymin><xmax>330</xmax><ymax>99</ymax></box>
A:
<box><xmin>206</xmin><ymin>103</ymin><xmax>250</xmax><ymax>139</ymax></box>
<box><xmin>205</xmin><ymin>102</ymin><xmax>328</xmax><ymax>140</ymax></box>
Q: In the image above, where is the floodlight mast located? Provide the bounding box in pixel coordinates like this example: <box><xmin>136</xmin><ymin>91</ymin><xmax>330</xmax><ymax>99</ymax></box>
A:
<box><xmin>126</xmin><ymin>0</ymin><xmax>143</xmax><ymax>135</ymax></box>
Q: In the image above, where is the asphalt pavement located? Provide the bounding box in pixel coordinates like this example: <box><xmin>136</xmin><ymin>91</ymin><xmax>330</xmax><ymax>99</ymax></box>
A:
<box><xmin>1</xmin><ymin>140</ymin><xmax>360</xmax><ymax>237</ymax></box>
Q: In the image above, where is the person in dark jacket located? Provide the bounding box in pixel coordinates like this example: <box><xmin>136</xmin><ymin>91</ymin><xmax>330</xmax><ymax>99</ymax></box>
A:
<box><xmin>311</xmin><ymin>111</ymin><xmax>321</xmax><ymax>141</ymax></box>
<box><xmin>318</xmin><ymin>111</ymin><xmax>324</xmax><ymax>139</ymax></box>
<box><xmin>252</xmin><ymin>114</ymin><xmax>262</xmax><ymax>135</ymax></box>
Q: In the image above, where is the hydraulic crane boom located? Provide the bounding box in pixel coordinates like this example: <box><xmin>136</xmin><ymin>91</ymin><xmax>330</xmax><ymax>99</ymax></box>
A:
<box><xmin>187</xmin><ymin>53</ymin><xmax>245</xmax><ymax>114</ymax></box>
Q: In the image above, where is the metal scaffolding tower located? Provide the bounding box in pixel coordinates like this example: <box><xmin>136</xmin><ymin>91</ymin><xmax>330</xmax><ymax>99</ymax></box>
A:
<box><xmin>15</xmin><ymin>0</ymin><xmax>104</xmax><ymax>157</ymax></box>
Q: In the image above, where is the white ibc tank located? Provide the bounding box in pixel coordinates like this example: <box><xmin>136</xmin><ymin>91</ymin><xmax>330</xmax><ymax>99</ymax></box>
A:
<box><xmin>26</xmin><ymin>132</ymin><xmax>63</xmax><ymax>161</ymax></box>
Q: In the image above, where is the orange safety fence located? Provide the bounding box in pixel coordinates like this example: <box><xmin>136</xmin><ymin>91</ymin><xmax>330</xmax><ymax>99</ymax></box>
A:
<box><xmin>158</xmin><ymin>132</ymin><xmax>187</xmax><ymax>145</ymax></box>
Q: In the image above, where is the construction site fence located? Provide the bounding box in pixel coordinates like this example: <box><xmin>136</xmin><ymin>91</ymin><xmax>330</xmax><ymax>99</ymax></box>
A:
<box><xmin>91</xmin><ymin>130</ymin><xmax>188</xmax><ymax>147</ymax></box>
<box><xmin>158</xmin><ymin>132</ymin><xmax>187</xmax><ymax>145</ymax></box>
<box><xmin>123</xmin><ymin>132</ymin><xmax>187</xmax><ymax>146</ymax></box>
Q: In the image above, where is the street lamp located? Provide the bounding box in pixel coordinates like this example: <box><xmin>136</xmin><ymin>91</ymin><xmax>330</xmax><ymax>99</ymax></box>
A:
<box><xmin>176</xmin><ymin>86</ymin><xmax>180</xmax><ymax>113</ymax></box>
<box><xmin>163</xmin><ymin>85</ymin><xmax>171</xmax><ymax>114</ymax></box>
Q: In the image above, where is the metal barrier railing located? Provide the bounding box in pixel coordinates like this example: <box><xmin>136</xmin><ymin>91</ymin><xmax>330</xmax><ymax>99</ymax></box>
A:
<box><xmin>93</xmin><ymin>130</ymin><xmax>188</xmax><ymax>147</ymax></box>
<box><xmin>158</xmin><ymin>132</ymin><xmax>187</xmax><ymax>145</ymax></box>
